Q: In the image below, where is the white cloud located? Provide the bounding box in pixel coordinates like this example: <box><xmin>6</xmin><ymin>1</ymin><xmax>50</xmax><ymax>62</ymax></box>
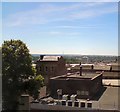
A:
<box><xmin>47</xmin><ymin>31</ymin><xmax>80</xmax><ymax>36</ymax></box>
<box><xmin>49</xmin><ymin>31</ymin><xmax>61</xmax><ymax>35</ymax></box>
<box><xmin>69</xmin><ymin>5</ymin><xmax>117</xmax><ymax>20</ymax></box>
<box><xmin>3</xmin><ymin>2</ymin><xmax>117</xmax><ymax>27</ymax></box>
<box><xmin>55</xmin><ymin>25</ymin><xmax>100</xmax><ymax>29</ymax></box>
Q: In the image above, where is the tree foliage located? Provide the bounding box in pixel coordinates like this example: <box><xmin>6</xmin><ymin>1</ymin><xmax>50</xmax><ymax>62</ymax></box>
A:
<box><xmin>24</xmin><ymin>75</ymin><xmax>44</xmax><ymax>99</ymax></box>
<box><xmin>2</xmin><ymin>40</ymin><xmax>44</xmax><ymax>110</ymax></box>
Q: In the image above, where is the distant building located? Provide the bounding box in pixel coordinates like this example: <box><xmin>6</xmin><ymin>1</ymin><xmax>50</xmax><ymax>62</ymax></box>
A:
<box><xmin>36</xmin><ymin>55</ymin><xmax>67</xmax><ymax>86</ymax></box>
<box><xmin>50</xmin><ymin>66</ymin><xmax>103</xmax><ymax>99</ymax></box>
<box><xmin>82</xmin><ymin>56</ymin><xmax>89</xmax><ymax>64</ymax></box>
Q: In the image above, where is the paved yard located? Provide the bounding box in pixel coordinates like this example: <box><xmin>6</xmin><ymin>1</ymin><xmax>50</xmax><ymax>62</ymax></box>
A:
<box><xmin>91</xmin><ymin>86</ymin><xmax>119</xmax><ymax>110</ymax></box>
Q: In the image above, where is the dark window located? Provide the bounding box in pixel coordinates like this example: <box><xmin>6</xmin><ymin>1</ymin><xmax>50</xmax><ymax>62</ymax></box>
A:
<box><xmin>62</xmin><ymin>101</ymin><xmax>66</xmax><ymax>106</ymax></box>
<box><xmin>40</xmin><ymin>67</ymin><xmax>41</xmax><ymax>71</ymax></box>
<box><xmin>81</xmin><ymin>102</ymin><xmax>85</xmax><ymax>108</ymax></box>
<box><xmin>87</xmin><ymin>103</ymin><xmax>92</xmax><ymax>108</ymax></box>
<box><xmin>68</xmin><ymin>101</ymin><xmax>72</xmax><ymax>106</ymax></box>
<box><xmin>51</xmin><ymin>67</ymin><xmax>54</xmax><ymax>71</ymax></box>
<box><xmin>74</xmin><ymin>101</ymin><xmax>79</xmax><ymax>107</ymax></box>
<box><xmin>46</xmin><ymin>67</ymin><xmax>48</xmax><ymax>71</ymax></box>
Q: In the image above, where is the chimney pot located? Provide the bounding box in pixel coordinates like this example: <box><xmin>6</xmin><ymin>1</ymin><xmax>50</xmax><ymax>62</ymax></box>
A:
<box><xmin>80</xmin><ymin>64</ymin><xmax>82</xmax><ymax>76</ymax></box>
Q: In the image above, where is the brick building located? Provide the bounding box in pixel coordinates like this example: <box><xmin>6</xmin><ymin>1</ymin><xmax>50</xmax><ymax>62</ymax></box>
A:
<box><xmin>36</xmin><ymin>55</ymin><xmax>67</xmax><ymax>86</ymax></box>
<box><xmin>50</xmin><ymin>70</ymin><xmax>103</xmax><ymax>99</ymax></box>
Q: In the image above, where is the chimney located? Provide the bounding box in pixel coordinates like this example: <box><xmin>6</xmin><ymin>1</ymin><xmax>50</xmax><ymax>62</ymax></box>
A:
<box><xmin>40</xmin><ymin>55</ymin><xmax>44</xmax><ymax>60</ymax></box>
<box><xmin>18</xmin><ymin>94</ymin><xmax>30</xmax><ymax>111</ymax></box>
<box><xmin>91</xmin><ymin>65</ymin><xmax>94</xmax><ymax>70</ymax></box>
<box><xmin>110</xmin><ymin>66</ymin><xmax>112</xmax><ymax>72</ymax></box>
<box><xmin>80</xmin><ymin>62</ymin><xmax>82</xmax><ymax>76</ymax></box>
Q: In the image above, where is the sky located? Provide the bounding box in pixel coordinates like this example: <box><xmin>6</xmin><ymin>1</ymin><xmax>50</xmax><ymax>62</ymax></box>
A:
<box><xmin>2</xmin><ymin>2</ymin><xmax>118</xmax><ymax>55</ymax></box>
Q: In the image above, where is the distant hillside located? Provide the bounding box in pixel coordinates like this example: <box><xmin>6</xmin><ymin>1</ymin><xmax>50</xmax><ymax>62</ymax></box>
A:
<box><xmin>31</xmin><ymin>54</ymin><xmax>118</xmax><ymax>64</ymax></box>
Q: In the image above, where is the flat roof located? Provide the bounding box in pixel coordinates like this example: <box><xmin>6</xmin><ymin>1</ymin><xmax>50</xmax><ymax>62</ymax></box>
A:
<box><xmin>31</xmin><ymin>87</ymin><xmax>119</xmax><ymax>111</ymax></box>
<box><xmin>51</xmin><ymin>72</ymin><xmax>102</xmax><ymax>80</ymax></box>
<box><xmin>71</xmin><ymin>65</ymin><xmax>110</xmax><ymax>70</ymax></box>
<box><xmin>40</xmin><ymin>56</ymin><xmax>61</xmax><ymax>61</ymax></box>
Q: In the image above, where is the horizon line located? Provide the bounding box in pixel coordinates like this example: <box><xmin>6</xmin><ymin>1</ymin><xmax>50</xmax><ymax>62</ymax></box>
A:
<box><xmin>30</xmin><ymin>53</ymin><xmax>118</xmax><ymax>56</ymax></box>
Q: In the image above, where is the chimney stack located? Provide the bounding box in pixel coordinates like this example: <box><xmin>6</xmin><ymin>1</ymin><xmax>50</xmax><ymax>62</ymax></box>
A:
<box><xmin>91</xmin><ymin>65</ymin><xmax>94</xmax><ymax>70</ymax></box>
<box><xmin>80</xmin><ymin>62</ymin><xmax>82</xmax><ymax>76</ymax></box>
<box><xmin>40</xmin><ymin>55</ymin><xmax>44</xmax><ymax>60</ymax></box>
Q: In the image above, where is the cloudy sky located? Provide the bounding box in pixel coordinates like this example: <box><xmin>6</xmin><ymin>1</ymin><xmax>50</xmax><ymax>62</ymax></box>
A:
<box><xmin>2</xmin><ymin>2</ymin><xmax>118</xmax><ymax>55</ymax></box>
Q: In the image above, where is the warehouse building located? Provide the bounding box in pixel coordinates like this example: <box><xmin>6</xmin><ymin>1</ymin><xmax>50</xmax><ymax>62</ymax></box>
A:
<box><xmin>36</xmin><ymin>55</ymin><xmax>67</xmax><ymax>86</ymax></box>
<box><xmin>50</xmin><ymin>66</ymin><xmax>103</xmax><ymax>99</ymax></box>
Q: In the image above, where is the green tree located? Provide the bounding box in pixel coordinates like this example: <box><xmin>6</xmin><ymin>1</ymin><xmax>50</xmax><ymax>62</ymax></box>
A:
<box><xmin>2</xmin><ymin>40</ymin><xmax>44</xmax><ymax>111</ymax></box>
<box><xmin>26</xmin><ymin>75</ymin><xmax>44</xmax><ymax>99</ymax></box>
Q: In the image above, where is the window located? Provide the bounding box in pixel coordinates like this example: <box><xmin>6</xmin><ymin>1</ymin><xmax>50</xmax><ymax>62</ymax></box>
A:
<box><xmin>51</xmin><ymin>67</ymin><xmax>54</xmax><ymax>71</ymax></box>
<box><xmin>81</xmin><ymin>91</ymin><xmax>84</xmax><ymax>95</ymax></box>
<box><xmin>81</xmin><ymin>102</ymin><xmax>85</xmax><ymax>108</ymax></box>
<box><xmin>74</xmin><ymin>101</ymin><xmax>79</xmax><ymax>107</ymax></box>
<box><xmin>46</xmin><ymin>67</ymin><xmax>48</xmax><ymax>71</ymax></box>
<box><xmin>77</xmin><ymin>90</ymin><xmax>88</xmax><ymax>96</ymax></box>
<box><xmin>85</xmin><ymin>91</ymin><xmax>89</xmax><ymax>96</ymax></box>
<box><xmin>62</xmin><ymin>101</ymin><xmax>66</xmax><ymax>106</ymax></box>
<box><xmin>77</xmin><ymin>90</ymin><xmax>80</xmax><ymax>95</ymax></box>
<box><xmin>87</xmin><ymin>102</ymin><xmax>92</xmax><ymax>108</ymax></box>
<box><xmin>68</xmin><ymin>101</ymin><xmax>72</xmax><ymax>106</ymax></box>
<box><xmin>40</xmin><ymin>67</ymin><xmax>41</xmax><ymax>71</ymax></box>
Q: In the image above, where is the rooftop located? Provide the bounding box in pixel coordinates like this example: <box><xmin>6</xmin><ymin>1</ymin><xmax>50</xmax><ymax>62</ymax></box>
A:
<box><xmin>31</xmin><ymin>86</ymin><xmax>120</xmax><ymax>111</ymax></box>
<box><xmin>51</xmin><ymin>72</ymin><xmax>102</xmax><ymax>80</ymax></box>
<box><xmin>71</xmin><ymin>64</ymin><xmax>110</xmax><ymax>70</ymax></box>
<box><xmin>40</xmin><ymin>56</ymin><xmax>61</xmax><ymax>61</ymax></box>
